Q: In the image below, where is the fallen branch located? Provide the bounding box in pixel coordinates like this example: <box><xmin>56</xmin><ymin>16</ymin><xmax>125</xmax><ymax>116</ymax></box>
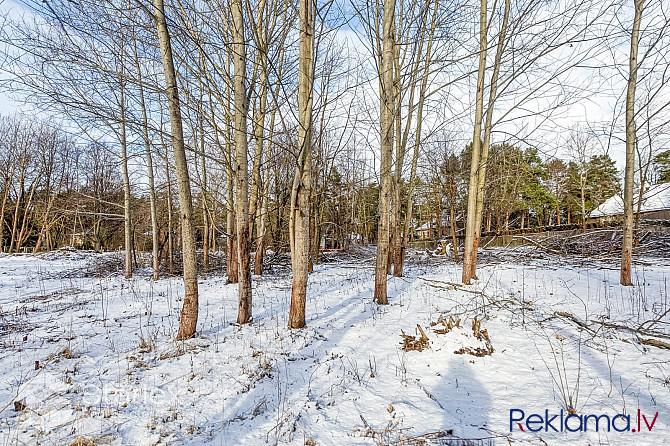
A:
<box><xmin>590</xmin><ymin>320</ymin><xmax>670</xmax><ymax>340</ymax></box>
<box><xmin>637</xmin><ymin>337</ymin><xmax>670</xmax><ymax>350</ymax></box>
<box><xmin>420</xmin><ymin>278</ymin><xmax>485</xmax><ymax>295</ymax></box>
<box><xmin>554</xmin><ymin>311</ymin><xmax>597</xmax><ymax>335</ymax></box>
<box><xmin>639</xmin><ymin>307</ymin><xmax>670</xmax><ymax>331</ymax></box>
<box><xmin>508</xmin><ymin>236</ymin><xmax>562</xmax><ymax>254</ymax></box>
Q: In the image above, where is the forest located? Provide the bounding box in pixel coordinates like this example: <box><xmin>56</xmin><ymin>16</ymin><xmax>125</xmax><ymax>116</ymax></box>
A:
<box><xmin>0</xmin><ymin>0</ymin><xmax>669</xmax><ymax>444</ymax></box>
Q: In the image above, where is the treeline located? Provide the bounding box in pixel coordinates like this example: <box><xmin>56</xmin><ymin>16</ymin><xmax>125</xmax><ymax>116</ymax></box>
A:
<box><xmin>419</xmin><ymin>144</ymin><xmax>621</xmax><ymax>236</ymax></box>
<box><xmin>0</xmin><ymin>116</ymin><xmax>125</xmax><ymax>253</ymax></box>
<box><xmin>0</xmin><ymin>115</ymin><xmax>627</xmax><ymax>256</ymax></box>
<box><xmin>0</xmin><ymin>115</ymin><xmax>384</xmax><ymax>261</ymax></box>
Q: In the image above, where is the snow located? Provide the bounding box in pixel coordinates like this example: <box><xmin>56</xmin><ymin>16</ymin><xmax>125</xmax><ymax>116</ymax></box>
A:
<box><xmin>0</xmin><ymin>248</ymin><xmax>669</xmax><ymax>445</ymax></box>
<box><xmin>590</xmin><ymin>182</ymin><xmax>670</xmax><ymax>218</ymax></box>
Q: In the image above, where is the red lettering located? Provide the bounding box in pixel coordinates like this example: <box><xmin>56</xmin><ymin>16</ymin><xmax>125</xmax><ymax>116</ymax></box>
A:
<box><xmin>643</xmin><ymin>412</ymin><xmax>658</xmax><ymax>431</ymax></box>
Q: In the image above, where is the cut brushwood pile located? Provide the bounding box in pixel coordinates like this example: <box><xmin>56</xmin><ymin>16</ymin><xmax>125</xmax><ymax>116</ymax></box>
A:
<box><xmin>427</xmin><ymin>314</ymin><xmax>494</xmax><ymax>357</ymax></box>
<box><xmin>454</xmin><ymin>317</ymin><xmax>494</xmax><ymax>357</ymax></box>
<box><xmin>503</xmin><ymin>227</ymin><xmax>670</xmax><ymax>257</ymax></box>
<box><xmin>401</xmin><ymin>324</ymin><xmax>430</xmax><ymax>351</ymax></box>
<box><xmin>430</xmin><ymin>314</ymin><xmax>461</xmax><ymax>334</ymax></box>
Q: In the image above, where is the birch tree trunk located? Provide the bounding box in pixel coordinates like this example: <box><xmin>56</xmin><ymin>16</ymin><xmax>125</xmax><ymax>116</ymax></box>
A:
<box><xmin>621</xmin><ymin>0</ymin><xmax>643</xmax><ymax>286</ymax></box>
<box><xmin>289</xmin><ymin>0</ymin><xmax>315</xmax><ymax>329</ymax></box>
<box><xmin>580</xmin><ymin>177</ymin><xmax>587</xmax><ymax>231</ymax></box>
<box><xmin>154</xmin><ymin>0</ymin><xmax>199</xmax><ymax>339</ymax></box>
<box><xmin>450</xmin><ymin>189</ymin><xmax>459</xmax><ymax>263</ymax></box>
<box><xmin>232</xmin><ymin>0</ymin><xmax>252</xmax><ymax>324</ymax></box>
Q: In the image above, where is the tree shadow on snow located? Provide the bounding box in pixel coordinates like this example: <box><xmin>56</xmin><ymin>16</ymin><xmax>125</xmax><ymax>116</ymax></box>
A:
<box><xmin>434</xmin><ymin>357</ymin><xmax>496</xmax><ymax>446</ymax></box>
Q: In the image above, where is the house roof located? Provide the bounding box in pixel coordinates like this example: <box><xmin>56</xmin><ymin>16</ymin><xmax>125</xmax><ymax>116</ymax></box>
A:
<box><xmin>416</xmin><ymin>213</ymin><xmax>464</xmax><ymax>231</ymax></box>
<box><xmin>416</xmin><ymin>221</ymin><xmax>433</xmax><ymax>231</ymax></box>
<box><xmin>589</xmin><ymin>182</ymin><xmax>670</xmax><ymax>218</ymax></box>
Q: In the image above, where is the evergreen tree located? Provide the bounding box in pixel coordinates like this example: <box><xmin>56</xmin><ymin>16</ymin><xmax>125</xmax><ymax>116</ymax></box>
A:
<box><xmin>653</xmin><ymin>150</ymin><xmax>670</xmax><ymax>183</ymax></box>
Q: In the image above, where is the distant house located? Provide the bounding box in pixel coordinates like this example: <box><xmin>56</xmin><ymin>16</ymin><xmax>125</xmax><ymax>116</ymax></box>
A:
<box><xmin>589</xmin><ymin>183</ymin><xmax>670</xmax><ymax>222</ymax></box>
<box><xmin>415</xmin><ymin>213</ymin><xmax>463</xmax><ymax>240</ymax></box>
<box><xmin>415</xmin><ymin>221</ymin><xmax>436</xmax><ymax>240</ymax></box>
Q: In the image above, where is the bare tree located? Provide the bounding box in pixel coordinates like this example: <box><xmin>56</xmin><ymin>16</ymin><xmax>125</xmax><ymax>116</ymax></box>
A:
<box><xmin>621</xmin><ymin>0</ymin><xmax>644</xmax><ymax>286</ymax></box>
<box><xmin>373</xmin><ymin>0</ymin><xmax>396</xmax><ymax>305</ymax></box>
<box><xmin>232</xmin><ymin>0</ymin><xmax>253</xmax><ymax>324</ymax></box>
<box><xmin>131</xmin><ymin>20</ymin><xmax>161</xmax><ymax>280</ymax></box>
<box><xmin>461</xmin><ymin>0</ymin><xmax>488</xmax><ymax>285</ymax></box>
<box><xmin>154</xmin><ymin>0</ymin><xmax>200</xmax><ymax>339</ymax></box>
<box><xmin>289</xmin><ymin>0</ymin><xmax>316</xmax><ymax>328</ymax></box>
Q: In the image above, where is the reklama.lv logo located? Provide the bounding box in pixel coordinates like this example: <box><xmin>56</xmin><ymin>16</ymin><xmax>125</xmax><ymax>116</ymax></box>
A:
<box><xmin>510</xmin><ymin>409</ymin><xmax>659</xmax><ymax>433</ymax></box>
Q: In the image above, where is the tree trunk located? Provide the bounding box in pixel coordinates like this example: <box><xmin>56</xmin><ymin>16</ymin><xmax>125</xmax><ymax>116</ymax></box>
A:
<box><xmin>253</xmin><ymin>163</ymin><xmax>270</xmax><ymax>275</ymax></box>
<box><xmin>154</xmin><ymin>0</ymin><xmax>199</xmax><ymax>339</ymax></box>
<box><xmin>621</xmin><ymin>0</ymin><xmax>643</xmax><ymax>286</ymax></box>
<box><xmin>117</xmin><ymin>60</ymin><xmax>133</xmax><ymax>279</ymax></box>
<box><xmin>199</xmin><ymin>107</ymin><xmax>210</xmax><ymax>270</ymax></box>
<box><xmin>135</xmin><ymin>37</ymin><xmax>160</xmax><ymax>281</ymax></box>
<box><xmin>392</xmin><ymin>0</ymin><xmax>437</xmax><ymax>277</ymax></box>
<box><xmin>249</xmin><ymin>55</ymin><xmax>268</xmax><ymax>244</ymax></box>
<box><xmin>232</xmin><ymin>0</ymin><xmax>252</xmax><ymax>324</ymax></box>
<box><xmin>462</xmin><ymin>0</ymin><xmax>488</xmax><ymax>285</ymax></box>
<box><xmin>389</xmin><ymin>41</ymin><xmax>402</xmax><ymax>276</ymax></box>
<box><xmin>253</xmin><ymin>110</ymin><xmax>274</xmax><ymax>276</ymax></box>
<box><xmin>0</xmin><ymin>178</ymin><xmax>11</xmax><ymax>252</ymax></box>
<box><xmin>374</xmin><ymin>0</ymin><xmax>395</xmax><ymax>305</ymax></box>
<box><xmin>16</xmin><ymin>174</ymin><xmax>39</xmax><ymax>251</ymax></box>
<box><xmin>226</xmin><ymin>158</ymin><xmax>238</xmax><ymax>283</ymax></box>
<box><xmin>450</xmin><ymin>188</ymin><xmax>459</xmax><ymax>263</ymax></box>
<box><xmin>309</xmin><ymin>201</ymin><xmax>320</xmax><ymax>270</ymax></box>
<box><xmin>165</xmin><ymin>143</ymin><xmax>175</xmax><ymax>275</ymax></box>
<box><xmin>8</xmin><ymin>165</ymin><xmax>24</xmax><ymax>254</ymax></box>
<box><xmin>289</xmin><ymin>0</ymin><xmax>315</xmax><ymax>329</ymax></box>
<box><xmin>471</xmin><ymin>0</ymin><xmax>509</xmax><ymax>280</ymax></box>
<box><xmin>580</xmin><ymin>182</ymin><xmax>586</xmax><ymax>231</ymax></box>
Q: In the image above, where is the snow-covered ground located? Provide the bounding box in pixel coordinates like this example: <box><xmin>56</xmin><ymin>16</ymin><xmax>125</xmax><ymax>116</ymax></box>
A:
<box><xmin>0</xmin><ymin>247</ymin><xmax>669</xmax><ymax>445</ymax></box>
